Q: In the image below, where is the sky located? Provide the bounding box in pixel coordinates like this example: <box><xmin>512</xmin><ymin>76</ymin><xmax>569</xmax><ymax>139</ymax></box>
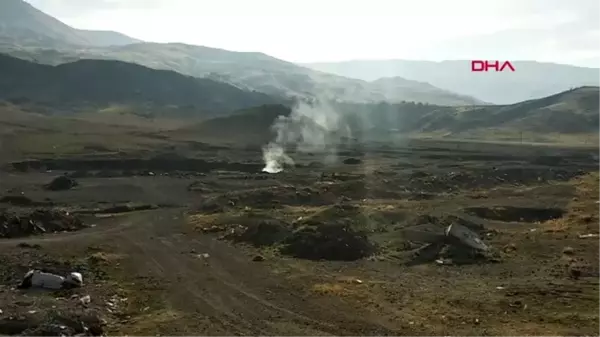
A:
<box><xmin>25</xmin><ymin>0</ymin><xmax>600</xmax><ymax>67</ymax></box>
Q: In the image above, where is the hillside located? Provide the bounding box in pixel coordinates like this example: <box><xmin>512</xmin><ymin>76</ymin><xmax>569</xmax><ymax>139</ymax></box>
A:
<box><xmin>302</xmin><ymin>60</ymin><xmax>600</xmax><ymax>104</ymax></box>
<box><xmin>0</xmin><ymin>53</ymin><xmax>282</xmax><ymax>117</ymax></box>
<box><xmin>0</xmin><ymin>0</ymin><xmax>139</xmax><ymax>47</ymax></box>
<box><xmin>0</xmin><ymin>43</ymin><xmax>483</xmax><ymax>106</ymax></box>
<box><xmin>0</xmin><ymin>0</ymin><xmax>482</xmax><ymax>105</ymax></box>
<box><xmin>179</xmin><ymin>87</ymin><xmax>599</xmax><ymax>145</ymax></box>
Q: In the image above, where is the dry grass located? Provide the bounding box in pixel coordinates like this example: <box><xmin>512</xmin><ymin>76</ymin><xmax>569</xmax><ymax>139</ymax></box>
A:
<box><xmin>543</xmin><ymin>172</ymin><xmax>599</xmax><ymax>233</ymax></box>
<box><xmin>119</xmin><ymin>309</ymin><xmax>184</xmax><ymax>335</ymax></box>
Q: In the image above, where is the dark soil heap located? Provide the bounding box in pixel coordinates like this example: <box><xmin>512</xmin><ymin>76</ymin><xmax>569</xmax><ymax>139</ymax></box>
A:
<box><xmin>45</xmin><ymin>176</ymin><xmax>78</xmax><ymax>191</ymax></box>
<box><xmin>281</xmin><ymin>224</ymin><xmax>376</xmax><ymax>261</ymax></box>
<box><xmin>0</xmin><ymin>209</ymin><xmax>85</xmax><ymax>238</ymax></box>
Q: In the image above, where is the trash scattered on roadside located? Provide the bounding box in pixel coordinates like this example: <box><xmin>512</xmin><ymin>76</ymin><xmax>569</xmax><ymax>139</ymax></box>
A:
<box><xmin>579</xmin><ymin>234</ymin><xmax>599</xmax><ymax>239</ymax></box>
<box><xmin>352</xmin><ymin>279</ymin><xmax>363</xmax><ymax>284</ymax></box>
<box><xmin>27</xmin><ymin>310</ymin><xmax>37</xmax><ymax>314</ymax></box>
<box><xmin>562</xmin><ymin>246</ymin><xmax>575</xmax><ymax>255</ymax></box>
<box><xmin>445</xmin><ymin>223</ymin><xmax>489</xmax><ymax>252</ymax></box>
<box><xmin>79</xmin><ymin>295</ymin><xmax>91</xmax><ymax>305</ymax></box>
<box><xmin>496</xmin><ymin>286</ymin><xmax>505</xmax><ymax>290</ymax></box>
<box><xmin>18</xmin><ymin>270</ymin><xmax>83</xmax><ymax>290</ymax></box>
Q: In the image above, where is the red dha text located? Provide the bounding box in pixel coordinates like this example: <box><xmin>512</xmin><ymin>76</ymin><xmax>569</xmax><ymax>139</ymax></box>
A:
<box><xmin>471</xmin><ymin>60</ymin><xmax>515</xmax><ymax>72</ymax></box>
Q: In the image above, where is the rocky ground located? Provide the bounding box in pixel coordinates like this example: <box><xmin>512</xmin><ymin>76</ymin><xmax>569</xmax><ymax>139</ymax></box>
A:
<box><xmin>0</xmin><ymin>139</ymin><xmax>598</xmax><ymax>335</ymax></box>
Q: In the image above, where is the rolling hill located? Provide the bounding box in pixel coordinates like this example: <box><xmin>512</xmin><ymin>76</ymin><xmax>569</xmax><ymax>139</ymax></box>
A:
<box><xmin>302</xmin><ymin>60</ymin><xmax>600</xmax><ymax>104</ymax></box>
<box><xmin>178</xmin><ymin>87</ymin><xmax>600</xmax><ymax>145</ymax></box>
<box><xmin>0</xmin><ymin>0</ymin><xmax>482</xmax><ymax>106</ymax></box>
<box><xmin>0</xmin><ymin>0</ymin><xmax>140</xmax><ymax>47</ymax></box>
<box><xmin>0</xmin><ymin>43</ymin><xmax>483</xmax><ymax>106</ymax></box>
<box><xmin>0</xmin><ymin>53</ymin><xmax>282</xmax><ymax>117</ymax></box>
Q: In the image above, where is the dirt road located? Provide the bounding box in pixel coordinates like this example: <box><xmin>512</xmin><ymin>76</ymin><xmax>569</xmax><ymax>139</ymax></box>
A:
<box><xmin>1</xmin><ymin>209</ymin><xmax>401</xmax><ymax>335</ymax></box>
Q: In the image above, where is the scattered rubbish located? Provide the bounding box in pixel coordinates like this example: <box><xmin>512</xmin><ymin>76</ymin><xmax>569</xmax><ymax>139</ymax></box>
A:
<box><xmin>435</xmin><ymin>259</ymin><xmax>453</xmax><ymax>265</ymax></box>
<box><xmin>201</xmin><ymin>253</ymin><xmax>210</xmax><ymax>258</ymax></box>
<box><xmin>79</xmin><ymin>295</ymin><xmax>91</xmax><ymax>305</ymax></box>
<box><xmin>252</xmin><ymin>255</ymin><xmax>265</xmax><ymax>262</ymax></box>
<box><xmin>562</xmin><ymin>246</ymin><xmax>575</xmax><ymax>255</ymax></box>
<box><xmin>474</xmin><ymin>318</ymin><xmax>480</xmax><ymax>324</ymax></box>
<box><xmin>445</xmin><ymin>223</ymin><xmax>489</xmax><ymax>252</ymax></box>
<box><xmin>496</xmin><ymin>286</ymin><xmax>505</xmax><ymax>290</ymax></box>
<box><xmin>404</xmin><ymin>222</ymin><xmax>494</xmax><ymax>265</ymax></box>
<box><xmin>27</xmin><ymin>310</ymin><xmax>37</xmax><ymax>315</ymax></box>
<box><xmin>18</xmin><ymin>270</ymin><xmax>82</xmax><ymax>290</ymax></box>
<box><xmin>503</xmin><ymin>243</ymin><xmax>517</xmax><ymax>253</ymax></box>
<box><xmin>352</xmin><ymin>279</ymin><xmax>363</xmax><ymax>284</ymax></box>
<box><xmin>579</xmin><ymin>234</ymin><xmax>599</xmax><ymax>239</ymax></box>
<box><xmin>0</xmin><ymin>309</ymin><xmax>3</xmax><ymax>314</ymax></box>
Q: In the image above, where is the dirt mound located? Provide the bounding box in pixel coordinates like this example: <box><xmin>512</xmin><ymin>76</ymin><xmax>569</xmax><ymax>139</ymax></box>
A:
<box><xmin>464</xmin><ymin>206</ymin><xmax>565</xmax><ymax>222</ymax></box>
<box><xmin>45</xmin><ymin>176</ymin><xmax>78</xmax><ymax>191</ymax></box>
<box><xmin>343</xmin><ymin>158</ymin><xmax>363</xmax><ymax>165</ymax></box>
<box><xmin>223</xmin><ymin>220</ymin><xmax>292</xmax><ymax>247</ymax></box>
<box><xmin>405</xmin><ymin>168</ymin><xmax>586</xmax><ymax>193</ymax></box>
<box><xmin>209</xmin><ymin>186</ymin><xmax>338</xmax><ymax>210</ymax></box>
<box><xmin>11</xmin><ymin>158</ymin><xmax>264</xmax><ymax>174</ymax></box>
<box><xmin>0</xmin><ymin>306</ymin><xmax>104</xmax><ymax>336</ymax></box>
<box><xmin>281</xmin><ymin>223</ymin><xmax>375</xmax><ymax>261</ymax></box>
<box><xmin>0</xmin><ymin>196</ymin><xmax>53</xmax><ymax>207</ymax></box>
<box><xmin>411</xmin><ymin>214</ymin><xmax>483</xmax><ymax>232</ymax></box>
<box><xmin>0</xmin><ymin>209</ymin><xmax>85</xmax><ymax>238</ymax></box>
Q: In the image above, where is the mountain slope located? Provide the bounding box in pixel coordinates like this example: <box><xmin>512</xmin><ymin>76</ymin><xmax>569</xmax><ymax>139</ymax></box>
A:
<box><xmin>0</xmin><ymin>53</ymin><xmax>281</xmax><ymax>117</ymax></box>
<box><xmin>302</xmin><ymin>60</ymin><xmax>600</xmax><ymax>104</ymax></box>
<box><xmin>178</xmin><ymin>87</ymin><xmax>599</xmax><ymax>145</ymax></box>
<box><xmin>0</xmin><ymin>0</ymin><xmax>480</xmax><ymax>105</ymax></box>
<box><xmin>0</xmin><ymin>43</ymin><xmax>483</xmax><ymax>106</ymax></box>
<box><xmin>0</xmin><ymin>0</ymin><xmax>139</xmax><ymax>47</ymax></box>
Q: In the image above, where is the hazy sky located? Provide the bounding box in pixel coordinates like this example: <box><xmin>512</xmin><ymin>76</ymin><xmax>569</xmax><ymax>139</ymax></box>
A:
<box><xmin>26</xmin><ymin>0</ymin><xmax>600</xmax><ymax>67</ymax></box>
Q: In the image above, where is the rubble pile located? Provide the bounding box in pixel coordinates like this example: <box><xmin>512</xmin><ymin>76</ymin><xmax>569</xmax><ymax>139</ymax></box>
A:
<box><xmin>0</xmin><ymin>209</ymin><xmax>86</xmax><ymax>238</ymax></box>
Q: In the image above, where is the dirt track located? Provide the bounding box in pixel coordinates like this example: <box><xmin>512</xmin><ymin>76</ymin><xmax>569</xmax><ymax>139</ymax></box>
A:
<box><xmin>0</xmin><ymin>140</ymin><xmax>598</xmax><ymax>336</ymax></box>
<box><xmin>0</xmin><ymin>209</ymin><xmax>399</xmax><ymax>335</ymax></box>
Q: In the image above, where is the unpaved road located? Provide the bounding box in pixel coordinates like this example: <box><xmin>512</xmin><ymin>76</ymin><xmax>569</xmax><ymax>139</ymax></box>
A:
<box><xmin>1</xmin><ymin>209</ymin><xmax>401</xmax><ymax>335</ymax></box>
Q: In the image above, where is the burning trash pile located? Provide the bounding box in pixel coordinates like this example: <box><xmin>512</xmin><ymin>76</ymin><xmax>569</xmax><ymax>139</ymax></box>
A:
<box><xmin>0</xmin><ymin>209</ymin><xmax>86</xmax><ymax>238</ymax></box>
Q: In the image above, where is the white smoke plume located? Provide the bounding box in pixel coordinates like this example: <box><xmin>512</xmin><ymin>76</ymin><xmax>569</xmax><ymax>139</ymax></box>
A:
<box><xmin>262</xmin><ymin>143</ymin><xmax>294</xmax><ymax>173</ymax></box>
<box><xmin>262</xmin><ymin>99</ymin><xmax>350</xmax><ymax>173</ymax></box>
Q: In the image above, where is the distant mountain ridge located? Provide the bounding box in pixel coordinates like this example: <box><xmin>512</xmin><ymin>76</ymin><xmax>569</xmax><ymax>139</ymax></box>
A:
<box><xmin>0</xmin><ymin>0</ymin><xmax>140</xmax><ymax>47</ymax></box>
<box><xmin>0</xmin><ymin>43</ymin><xmax>483</xmax><ymax>106</ymax></box>
<box><xmin>0</xmin><ymin>0</ymin><xmax>482</xmax><ymax>106</ymax></box>
<box><xmin>0</xmin><ymin>53</ymin><xmax>281</xmax><ymax>117</ymax></box>
<box><xmin>302</xmin><ymin>60</ymin><xmax>600</xmax><ymax>104</ymax></box>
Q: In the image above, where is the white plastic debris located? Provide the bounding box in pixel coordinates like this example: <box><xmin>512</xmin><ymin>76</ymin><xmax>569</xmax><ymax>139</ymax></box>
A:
<box><xmin>579</xmin><ymin>234</ymin><xmax>599</xmax><ymax>239</ymax></box>
<box><xmin>21</xmin><ymin>270</ymin><xmax>65</xmax><ymax>290</ymax></box>
<box><xmin>445</xmin><ymin>224</ymin><xmax>489</xmax><ymax>251</ymax></box>
<box><xmin>66</xmin><ymin>272</ymin><xmax>83</xmax><ymax>287</ymax></box>
<box><xmin>80</xmin><ymin>295</ymin><xmax>91</xmax><ymax>305</ymax></box>
<box><xmin>19</xmin><ymin>270</ymin><xmax>83</xmax><ymax>290</ymax></box>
